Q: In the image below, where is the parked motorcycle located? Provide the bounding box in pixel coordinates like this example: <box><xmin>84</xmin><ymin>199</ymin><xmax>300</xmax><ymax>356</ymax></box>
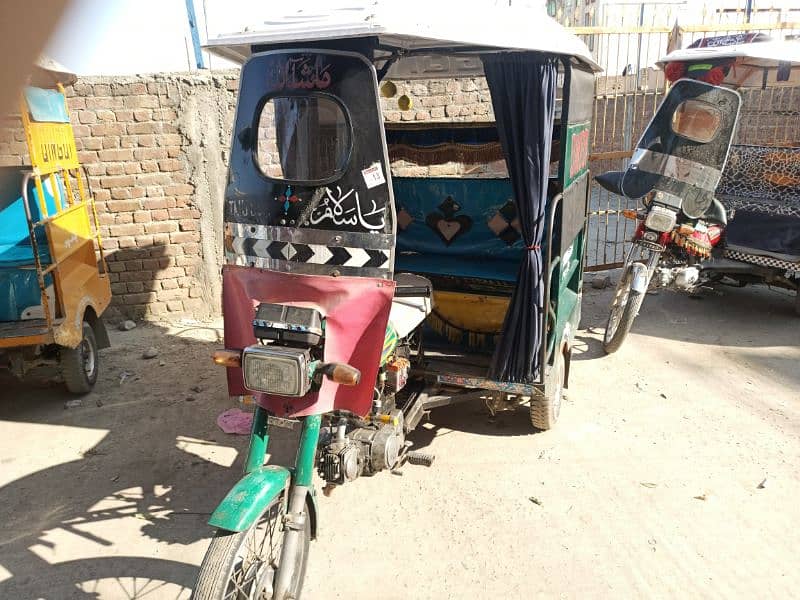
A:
<box><xmin>596</xmin><ymin>36</ymin><xmax>800</xmax><ymax>353</ymax></box>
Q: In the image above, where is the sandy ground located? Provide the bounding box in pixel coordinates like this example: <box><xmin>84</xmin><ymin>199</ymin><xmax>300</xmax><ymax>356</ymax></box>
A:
<box><xmin>1</xmin><ymin>282</ymin><xmax>798</xmax><ymax>599</ymax></box>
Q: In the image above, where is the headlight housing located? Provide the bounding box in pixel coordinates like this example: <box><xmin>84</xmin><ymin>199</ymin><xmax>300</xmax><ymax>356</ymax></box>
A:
<box><xmin>644</xmin><ymin>205</ymin><xmax>677</xmax><ymax>233</ymax></box>
<box><xmin>242</xmin><ymin>345</ymin><xmax>311</xmax><ymax>396</ymax></box>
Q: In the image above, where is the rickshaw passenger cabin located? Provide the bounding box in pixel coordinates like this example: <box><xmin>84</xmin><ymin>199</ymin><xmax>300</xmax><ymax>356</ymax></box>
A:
<box><xmin>207</xmin><ymin>4</ymin><xmax>600</xmax><ymax>427</ymax></box>
<box><xmin>0</xmin><ymin>60</ymin><xmax>111</xmax><ymax>393</ymax></box>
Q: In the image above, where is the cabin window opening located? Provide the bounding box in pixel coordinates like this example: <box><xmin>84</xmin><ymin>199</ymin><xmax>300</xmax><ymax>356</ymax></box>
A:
<box><xmin>671</xmin><ymin>99</ymin><xmax>722</xmax><ymax>143</ymax></box>
<box><xmin>256</xmin><ymin>94</ymin><xmax>352</xmax><ymax>183</ymax></box>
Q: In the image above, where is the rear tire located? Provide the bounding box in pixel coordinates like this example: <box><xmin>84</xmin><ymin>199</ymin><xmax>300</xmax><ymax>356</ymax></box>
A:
<box><xmin>530</xmin><ymin>348</ymin><xmax>565</xmax><ymax>431</ymax></box>
<box><xmin>795</xmin><ymin>290</ymin><xmax>800</xmax><ymax>317</ymax></box>
<box><xmin>192</xmin><ymin>495</ymin><xmax>310</xmax><ymax>600</ymax></box>
<box><xmin>62</xmin><ymin>321</ymin><xmax>99</xmax><ymax>394</ymax></box>
<box><xmin>603</xmin><ymin>266</ymin><xmax>644</xmax><ymax>354</ymax></box>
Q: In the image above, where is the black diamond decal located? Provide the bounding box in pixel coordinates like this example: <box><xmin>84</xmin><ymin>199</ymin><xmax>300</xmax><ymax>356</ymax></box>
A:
<box><xmin>438</xmin><ymin>196</ymin><xmax>460</xmax><ymax>217</ymax></box>
<box><xmin>498</xmin><ymin>200</ymin><xmax>517</xmax><ymax>221</ymax></box>
<box><xmin>498</xmin><ymin>228</ymin><xmax>521</xmax><ymax>245</ymax></box>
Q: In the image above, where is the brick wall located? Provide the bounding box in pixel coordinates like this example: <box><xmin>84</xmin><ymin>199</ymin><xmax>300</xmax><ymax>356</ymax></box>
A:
<box><xmin>1</xmin><ymin>72</ymin><xmax>238</xmax><ymax>319</ymax></box>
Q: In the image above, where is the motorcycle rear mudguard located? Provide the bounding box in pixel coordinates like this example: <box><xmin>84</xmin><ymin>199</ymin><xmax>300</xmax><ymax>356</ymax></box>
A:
<box><xmin>629</xmin><ymin>262</ymin><xmax>650</xmax><ymax>294</ymax></box>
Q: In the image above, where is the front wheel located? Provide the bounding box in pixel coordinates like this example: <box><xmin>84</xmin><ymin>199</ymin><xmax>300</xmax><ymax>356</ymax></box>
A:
<box><xmin>192</xmin><ymin>495</ymin><xmax>310</xmax><ymax>600</ymax></box>
<box><xmin>603</xmin><ymin>266</ymin><xmax>645</xmax><ymax>354</ymax></box>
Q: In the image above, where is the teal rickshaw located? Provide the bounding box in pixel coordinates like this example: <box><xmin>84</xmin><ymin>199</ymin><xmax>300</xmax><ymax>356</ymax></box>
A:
<box><xmin>195</xmin><ymin>4</ymin><xmax>600</xmax><ymax>598</ymax></box>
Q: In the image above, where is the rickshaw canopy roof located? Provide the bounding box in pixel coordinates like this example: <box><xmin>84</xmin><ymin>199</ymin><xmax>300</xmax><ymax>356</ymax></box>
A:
<box><xmin>204</xmin><ymin>2</ymin><xmax>601</xmax><ymax>73</ymax></box>
<box><xmin>658</xmin><ymin>40</ymin><xmax>800</xmax><ymax>69</ymax></box>
<box><xmin>30</xmin><ymin>55</ymin><xmax>77</xmax><ymax>88</ymax></box>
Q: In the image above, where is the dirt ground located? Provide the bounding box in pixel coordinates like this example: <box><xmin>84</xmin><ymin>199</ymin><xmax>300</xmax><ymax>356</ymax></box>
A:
<box><xmin>1</xmin><ymin>281</ymin><xmax>798</xmax><ymax>599</ymax></box>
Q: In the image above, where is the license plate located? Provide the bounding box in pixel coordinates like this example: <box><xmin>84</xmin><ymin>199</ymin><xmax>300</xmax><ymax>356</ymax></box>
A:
<box><xmin>268</xmin><ymin>416</ymin><xmax>300</xmax><ymax>430</ymax></box>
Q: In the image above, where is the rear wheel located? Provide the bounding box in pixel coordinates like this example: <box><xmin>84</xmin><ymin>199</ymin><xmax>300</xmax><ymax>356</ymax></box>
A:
<box><xmin>603</xmin><ymin>266</ymin><xmax>644</xmax><ymax>354</ymax></box>
<box><xmin>530</xmin><ymin>348</ymin><xmax>565</xmax><ymax>431</ymax></box>
<box><xmin>62</xmin><ymin>321</ymin><xmax>99</xmax><ymax>394</ymax></box>
<box><xmin>795</xmin><ymin>289</ymin><xmax>800</xmax><ymax>317</ymax></box>
<box><xmin>192</xmin><ymin>495</ymin><xmax>310</xmax><ymax>600</ymax></box>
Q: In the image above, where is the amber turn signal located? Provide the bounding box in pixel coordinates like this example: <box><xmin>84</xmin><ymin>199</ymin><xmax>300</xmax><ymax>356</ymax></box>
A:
<box><xmin>621</xmin><ymin>209</ymin><xmax>639</xmax><ymax>220</ymax></box>
<box><xmin>212</xmin><ymin>349</ymin><xmax>242</xmax><ymax>368</ymax></box>
<box><xmin>321</xmin><ymin>363</ymin><xmax>361</xmax><ymax>386</ymax></box>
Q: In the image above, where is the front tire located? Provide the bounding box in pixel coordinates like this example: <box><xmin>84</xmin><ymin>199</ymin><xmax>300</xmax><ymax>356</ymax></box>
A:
<box><xmin>192</xmin><ymin>495</ymin><xmax>310</xmax><ymax>600</ymax></box>
<box><xmin>62</xmin><ymin>321</ymin><xmax>99</xmax><ymax>394</ymax></box>
<box><xmin>603</xmin><ymin>266</ymin><xmax>644</xmax><ymax>354</ymax></box>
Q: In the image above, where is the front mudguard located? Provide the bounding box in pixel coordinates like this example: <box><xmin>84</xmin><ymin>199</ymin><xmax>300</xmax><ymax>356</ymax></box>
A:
<box><xmin>208</xmin><ymin>465</ymin><xmax>318</xmax><ymax>538</ymax></box>
<box><xmin>208</xmin><ymin>465</ymin><xmax>290</xmax><ymax>532</ymax></box>
<box><xmin>629</xmin><ymin>262</ymin><xmax>650</xmax><ymax>294</ymax></box>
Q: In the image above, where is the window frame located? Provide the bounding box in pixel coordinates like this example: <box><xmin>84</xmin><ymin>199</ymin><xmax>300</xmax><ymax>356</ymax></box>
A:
<box><xmin>252</xmin><ymin>90</ymin><xmax>355</xmax><ymax>187</ymax></box>
<box><xmin>669</xmin><ymin>98</ymin><xmax>723</xmax><ymax>144</ymax></box>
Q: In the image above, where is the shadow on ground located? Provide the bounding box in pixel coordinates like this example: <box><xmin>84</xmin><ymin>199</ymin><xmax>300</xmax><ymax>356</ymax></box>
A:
<box><xmin>2</xmin><ymin>276</ymin><xmax>797</xmax><ymax>597</ymax></box>
<box><xmin>578</xmin><ymin>278</ymin><xmax>799</xmax><ymax>347</ymax></box>
<box><xmin>574</xmin><ymin>279</ymin><xmax>800</xmax><ymax>392</ymax></box>
<box><xmin>0</xmin><ymin>321</ymin><xmax>296</xmax><ymax>599</ymax></box>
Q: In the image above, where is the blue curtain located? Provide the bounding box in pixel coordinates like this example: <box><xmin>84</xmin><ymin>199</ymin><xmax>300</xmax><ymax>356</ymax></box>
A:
<box><xmin>482</xmin><ymin>53</ymin><xmax>557</xmax><ymax>383</ymax></box>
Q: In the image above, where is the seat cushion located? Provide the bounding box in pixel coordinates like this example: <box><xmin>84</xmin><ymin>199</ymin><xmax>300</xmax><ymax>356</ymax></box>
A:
<box><xmin>390</xmin><ymin>273</ymin><xmax>433</xmax><ymax>338</ymax></box>
<box><xmin>725</xmin><ymin>209</ymin><xmax>800</xmax><ymax>262</ymax></box>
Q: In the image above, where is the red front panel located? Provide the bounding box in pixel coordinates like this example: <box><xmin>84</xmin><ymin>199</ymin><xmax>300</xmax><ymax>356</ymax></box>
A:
<box><xmin>222</xmin><ymin>265</ymin><xmax>394</xmax><ymax>417</ymax></box>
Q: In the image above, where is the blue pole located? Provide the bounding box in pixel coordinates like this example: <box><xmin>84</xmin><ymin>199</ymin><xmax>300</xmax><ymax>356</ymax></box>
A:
<box><xmin>185</xmin><ymin>0</ymin><xmax>206</xmax><ymax>69</ymax></box>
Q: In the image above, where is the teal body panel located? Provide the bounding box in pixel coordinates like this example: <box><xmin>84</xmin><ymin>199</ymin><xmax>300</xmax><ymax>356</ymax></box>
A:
<box><xmin>208</xmin><ymin>465</ymin><xmax>290</xmax><ymax>532</ymax></box>
<box><xmin>209</xmin><ymin>412</ymin><xmax>322</xmax><ymax>535</ymax></box>
<box><xmin>244</xmin><ymin>406</ymin><xmax>269</xmax><ymax>474</ymax></box>
<box><xmin>294</xmin><ymin>415</ymin><xmax>321</xmax><ymax>487</ymax></box>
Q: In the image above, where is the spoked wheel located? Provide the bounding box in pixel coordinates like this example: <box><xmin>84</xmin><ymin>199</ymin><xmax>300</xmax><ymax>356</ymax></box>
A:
<box><xmin>530</xmin><ymin>347</ymin><xmax>565</xmax><ymax>431</ymax></box>
<box><xmin>62</xmin><ymin>321</ymin><xmax>99</xmax><ymax>394</ymax></box>
<box><xmin>603</xmin><ymin>265</ymin><xmax>644</xmax><ymax>354</ymax></box>
<box><xmin>192</xmin><ymin>495</ymin><xmax>310</xmax><ymax>600</ymax></box>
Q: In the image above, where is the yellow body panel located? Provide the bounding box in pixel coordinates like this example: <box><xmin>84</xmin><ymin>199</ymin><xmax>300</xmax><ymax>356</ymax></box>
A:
<box><xmin>24</xmin><ymin>121</ymin><xmax>80</xmax><ymax>175</ymax></box>
<box><xmin>46</xmin><ymin>203</ymin><xmax>92</xmax><ymax>263</ymax></box>
<box><xmin>433</xmin><ymin>291</ymin><xmax>509</xmax><ymax>334</ymax></box>
<box><xmin>0</xmin><ymin>333</ymin><xmax>52</xmax><ymax>348</ymax></box>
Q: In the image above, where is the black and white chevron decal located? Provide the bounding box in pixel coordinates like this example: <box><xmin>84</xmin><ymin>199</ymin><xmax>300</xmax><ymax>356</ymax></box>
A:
<box><xmin>725</xmin><ymin>249</ymin><xmax>799</xmax><ymax>274</ymax></box>
<box><xmin>230</xmin><ymin>237</ymin><xmax>390</xmax><ymax>268</ymax></box>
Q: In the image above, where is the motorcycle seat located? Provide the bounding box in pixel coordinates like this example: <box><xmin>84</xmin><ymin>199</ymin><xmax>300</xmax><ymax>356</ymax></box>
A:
<box><xmin>390</xmin><ymin>273</ymin><xmax>433</xmax><ymax>338</ymax></box>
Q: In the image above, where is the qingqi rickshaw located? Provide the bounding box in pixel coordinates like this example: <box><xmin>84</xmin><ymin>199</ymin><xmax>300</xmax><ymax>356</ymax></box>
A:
<box><xmin>197</xmin><ymin>4</ymin><xmax>600</xmax><ymax>597</ymax></box>
<box><xmin>0</xmin><ymin>58</ymin><xmax>111</xmax><ymax>393</ymax></box>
